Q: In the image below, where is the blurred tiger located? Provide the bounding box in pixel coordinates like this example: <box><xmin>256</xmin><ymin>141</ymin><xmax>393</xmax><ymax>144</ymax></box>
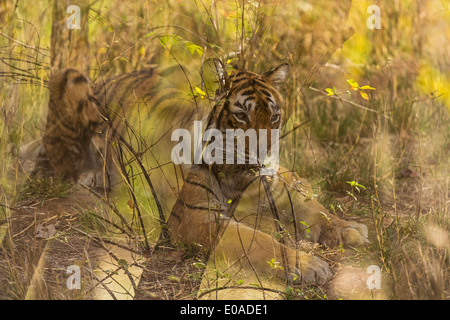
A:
<box><xmin>39</xmin><ymin>69</ymin><xmax>101</xmax><ymax>181</ymax></box>
<box><xmin>88</xmin><ymin>66</ymin><xmax>196</xmax><ymax>192</ymax></box>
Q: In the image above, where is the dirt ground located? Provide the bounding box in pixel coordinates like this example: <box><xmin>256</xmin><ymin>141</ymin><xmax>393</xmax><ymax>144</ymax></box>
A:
<box><xmin>0</xmin><ymin>167</ymin><xmax>445</xmax><ymax>300</ymax></box>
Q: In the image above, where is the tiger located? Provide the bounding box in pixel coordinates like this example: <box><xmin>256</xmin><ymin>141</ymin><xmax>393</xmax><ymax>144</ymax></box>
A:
<box><xmin>167</xmin><ymin>63</ymin><xmax>293</xmax><ymax>250</ymax></box>
<box><xmin>165</xmin><ymin>63</ymin><xmax>368</xmax><ymax>294</ymax></box>
<box><xmin>17</xmin><ymin>61</ymin><xmax>369</xmax><ymax>298</ymax></box>
<box><xmin>88</xmin><ymin>61</ymin><xmax>368</xmax><ymax>290</ymax></box>
<box><xmin>30</xmin><ymin>69</ymin><xmax>101</xmax><ymax>182</ymax></box>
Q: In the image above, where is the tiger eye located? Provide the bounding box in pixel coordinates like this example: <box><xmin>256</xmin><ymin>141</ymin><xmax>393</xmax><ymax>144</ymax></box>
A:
<box><xmin>271</xmin><ymin>114</ymin><xmax>280</xmax><ymax>123</ymax></box>
<box><xmin>234</xmin><ymin>112</ymin><xmax>248</xmax><ymax>122</ymax></box>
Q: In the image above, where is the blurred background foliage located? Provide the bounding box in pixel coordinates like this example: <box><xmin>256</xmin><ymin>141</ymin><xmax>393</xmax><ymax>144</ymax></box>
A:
<box><xmin>0</xmin><ymin>0</ymin><xmax>449</xmax><ymax>299</ymax></box>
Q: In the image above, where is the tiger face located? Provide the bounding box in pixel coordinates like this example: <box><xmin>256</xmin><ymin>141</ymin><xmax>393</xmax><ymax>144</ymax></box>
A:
<box><xmin>52</xmin><ymin>69</ymin><xmax>101</xmax><ymax>133</ymax></box>
<box><xmin>210</xmin><ymin>63</ymin><xmax>288</xmax><ymax>132</ymax></box>
<box><xmin>44</xmin><ymin>69</ymin><xmax>102</xmax><ymax>181</ymax></box>
<box><xmin>205</xmin><ymin>63</ymin><xmax>289</xmax><ymax>173</ymax></box>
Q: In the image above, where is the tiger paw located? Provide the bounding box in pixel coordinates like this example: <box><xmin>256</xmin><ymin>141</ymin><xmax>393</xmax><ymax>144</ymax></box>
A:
<box><xmin>78</xmin><ymin>170</ymin><xmax>109</xmax><ymax>191</ymax></box>
<box><xmin>341</xmin><ymin>221</ymin><xmax>369</xmax><ymax>247</ymax></box>
<box><xmin>290</xmin><ymin>253</ymin><xmax>333</xmax><ymax>285</ymax></box>
<box><xmin>78</xmin><ymin>170</ymin><xmax>97</xmax><ymax>188</ymax></box>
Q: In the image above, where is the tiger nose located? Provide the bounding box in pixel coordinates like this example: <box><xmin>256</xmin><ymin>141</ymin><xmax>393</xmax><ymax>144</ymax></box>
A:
<box><xmin>89</xmin><ymin>121</ymin><xmax>99</xmax><ymax>131</ymax></box>
<box><xmin>254</xmin><ymin>111</ymin><xmax>272</xmax><ymax>130</ymax></box>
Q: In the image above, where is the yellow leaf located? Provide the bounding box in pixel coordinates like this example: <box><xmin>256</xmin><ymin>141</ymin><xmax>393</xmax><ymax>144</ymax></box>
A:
<box><xmin>138</xmin><ymin>46</ymin><xmax>146</xmax><ymax>59</ymax></box>
<box><xmin>346</xmin><ymin>79</ymin><xmax>359</xmax><ymax>88</ymax></box>
<box><xmin>195</xmin><ymin>86</ymin><xmax>206</xmax><ymax>97</ymax></box>
<box><xmin>360</xmin><ymin>91</ymin><xmax>369</xmax><ymax>100</ymax></box>
<box><xmin>325</xmin><ymin>88</ymin><xmax>334</xmax><ymax>96</ymax></box>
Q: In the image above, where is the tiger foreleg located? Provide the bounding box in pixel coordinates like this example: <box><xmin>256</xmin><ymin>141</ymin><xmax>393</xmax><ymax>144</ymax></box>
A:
<box><xmin>211</xmin><ymin>220</ymin><xmax>332</xmax><ymax>283</ymax></box>
<box><xmin>237</xmin><ymin>169</ymin><xmax>369</xmax><ymax>249</ymax></box>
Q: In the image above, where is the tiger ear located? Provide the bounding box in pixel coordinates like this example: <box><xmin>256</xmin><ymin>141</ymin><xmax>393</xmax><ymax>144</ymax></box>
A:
<box><xmin>213</xmin><ymin>59</ymin><xmax>228</xmax><ymax>87</ymax></box>
<box><xmin>213</xmin><ymin>58</ymin><xmax>230</xmax><ymax>100</ymax></box>
<box><xmin>263</xmin><ymin>63</ymin><xmax>290</xmax><ymax>86</ymax></box>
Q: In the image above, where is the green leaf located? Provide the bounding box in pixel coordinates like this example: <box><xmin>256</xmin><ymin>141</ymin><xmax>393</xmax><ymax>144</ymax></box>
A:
<box><xmin>300</xmin><ymin>221</ymin><xmax>310</xmax><ymax>233</ymax></box>
<box><xmin>346</xmin><ymin>180</ymin><xmax>366</xmax><ymax>193</ymax></box>
<box><xmin>167</xmin><ymin>275</ymin><xmax>180</xmax><ymax>282</ymax></box>
<box><xmin>188</xmin><ymin>45</ymin><xmax>196</xmax><ymax>55</ymax></box>
<box><xmin>207</xmin><ymin>43</ymin><xmax>223</xmax><ymax>51</ymax></box>
<box><xmin>193</xmin><ymin>262</ymin><xmax>207</xmax><ymax>270</ymax></box>
<box><xmin>346</xmin><ymin>191</ymin><xmax>358</xmax><ymax>201</ymax></box>
<box><xmin>159</xmin><ymin>35</ymin><xmax>179</xmax><ymax>49</ymax></box>
<box><xmin>196</xmin><ymin>46</ymin><xmax>204</xmax><ymax>56</ymax></box>
<box><xmin>159</xmin><ymin>35</ymin><xmax>171</xmax><ymax>48</ymax></box>
<box><xmin>185</xmin><ymin>43</ymin><xmax>204</xmax><ymax>56</ymax></box>
<box><xmin>106</xmin><ymin>269</ymin><xmax>118</xmax><ymax>275</ymax></box>
<box><xmin>267</xmin><ymin>259</ymin><xmax>284</xmax><ymax>270</ymax></box>
<box><xmin>117</xmin><ymin>258</ymin><xmax>128</xmax><ymax>270</ymax></box>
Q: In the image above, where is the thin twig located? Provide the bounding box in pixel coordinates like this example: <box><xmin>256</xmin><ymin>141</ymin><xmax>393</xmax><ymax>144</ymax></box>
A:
<box><xmin>280</xmin><ymin>120</ymin><xmax>310</xmax><ymax>139</ymax></box>
<box><xmin>197</xmin><ymin>285</ymin><xmax>286</xmax><ymax>299</ymax></box>
<box><xmin>308</xmin><ymin>85</ymin><xmax>391</xmax><ymax>119</ymax></box>
<box><xmin>0</xmin><ymin>32</ymin><xmax>49</xmax><ymax>56</ymax></box>
<box><xmin>261</xmin><ymin>175</ymin><xmax>291</xmax><ymax>284</ymax></box>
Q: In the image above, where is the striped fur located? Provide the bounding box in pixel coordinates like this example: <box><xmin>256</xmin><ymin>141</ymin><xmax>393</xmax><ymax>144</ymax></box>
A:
<box><xmin>94</xmin><ymin>66</ymin><xmax>195</xmax><ymax>132</ymax></box>
<box><xmin>42</xmin><ymin>69</ymin><xmax>100</xmax><ymax>180</ymax></box>
<box><xmin>167</xmin><ymin>63</ymin><xmax>290</xmax><ymax>250</ymax></box>
<box><xmin>165</xmin><ymin>64</ymin><xmax>365</xmax><ymax>287</ymax></box>
<box><xmin>88</xmin><ymin>66</ymin><xmax>201</xmax><ymax>191</ymax></box>
<box><xmin>83</xmin><ymin>63</ymin><xmax>292</xmax><ymax>250</ymax></box>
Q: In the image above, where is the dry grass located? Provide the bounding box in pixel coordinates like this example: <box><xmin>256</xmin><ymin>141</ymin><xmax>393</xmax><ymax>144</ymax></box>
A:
<box><xmin>0</xmin><ymin>0</ymin><xmax>449</xmax><ymax>300</ymax></box>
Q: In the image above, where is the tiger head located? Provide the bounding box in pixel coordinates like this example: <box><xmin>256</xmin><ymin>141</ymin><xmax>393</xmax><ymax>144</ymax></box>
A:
<box><xmin>50</xmin><ymin>69</ymin><xmax>101</xmax><ymax>134</ymax></box>
<box><xmin>205</xmin><ymin>62</ymin><xmax>289</xmax><ymax>174</ymax></box>
<box><xmin>209</xmin><ymin>62</ymin><xmax>289</xmax><ymax>132</ymax></box>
